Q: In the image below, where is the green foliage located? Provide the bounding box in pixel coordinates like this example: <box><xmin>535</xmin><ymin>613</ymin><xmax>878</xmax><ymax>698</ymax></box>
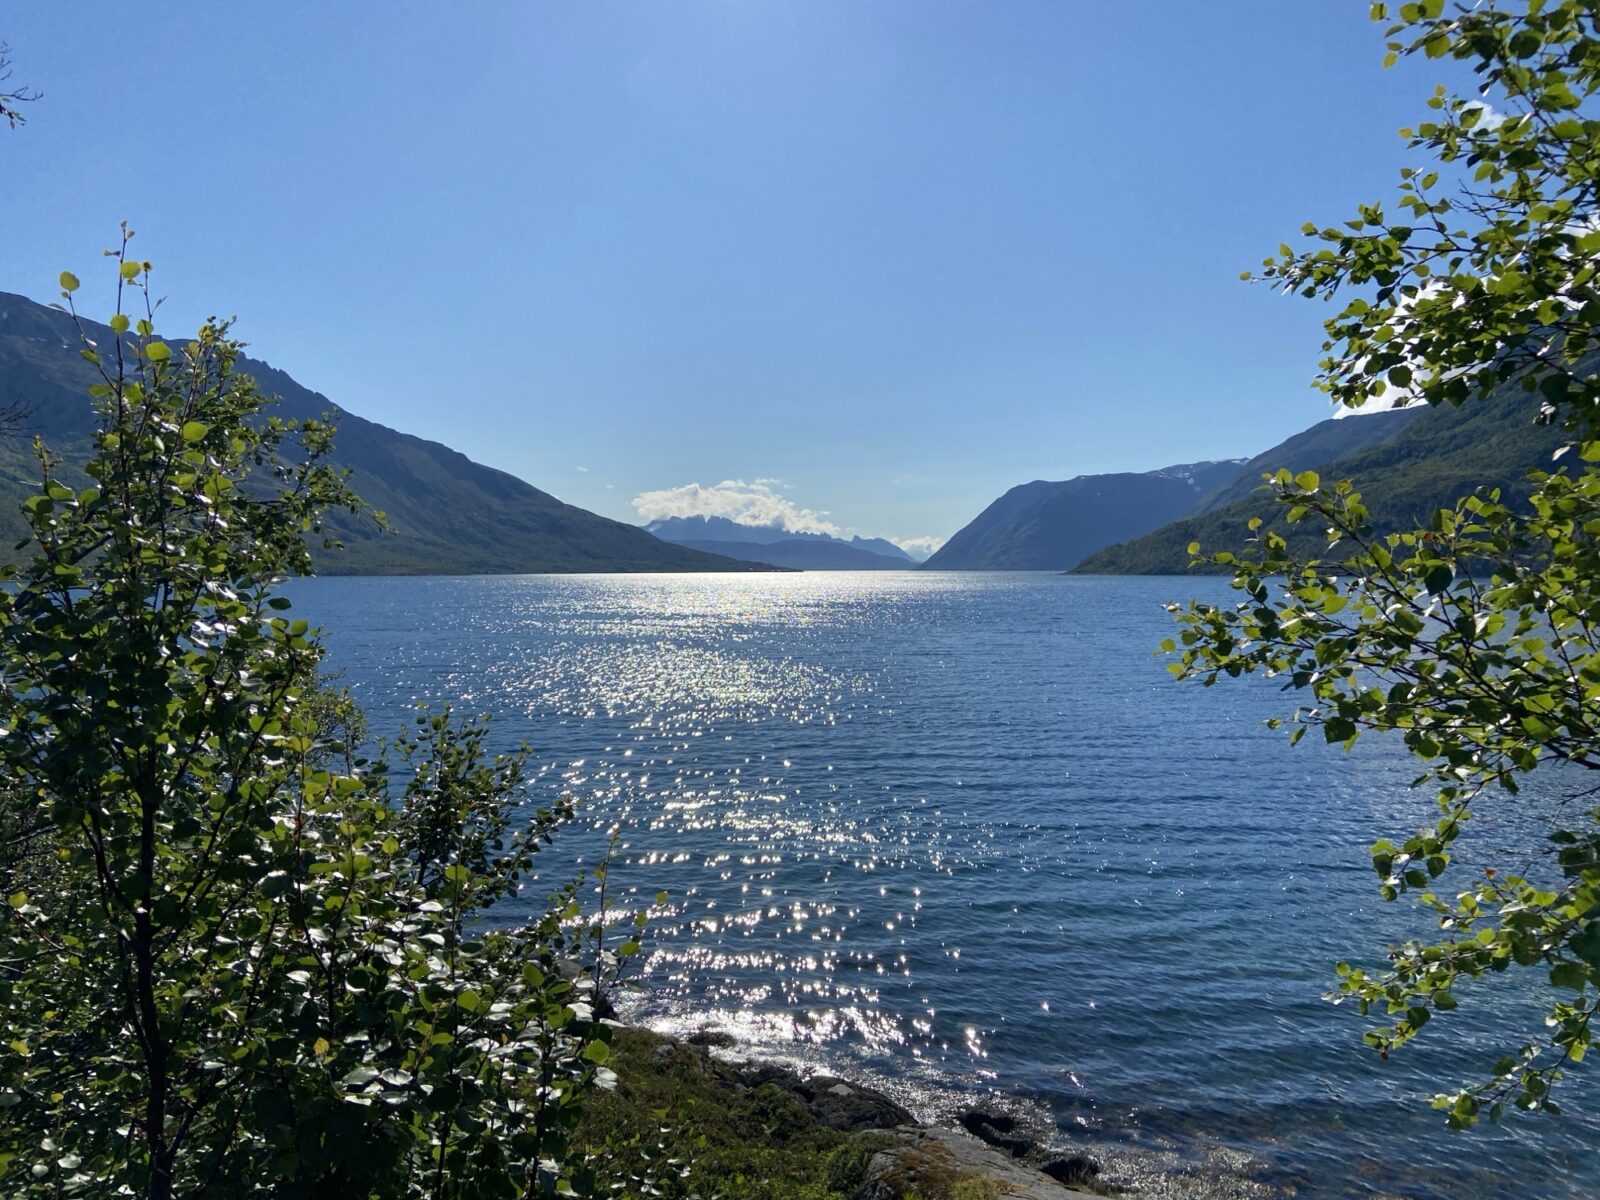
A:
<box><xmin>0</xmin><ymin>240</ymin><xmax>624</xmax><ymax>1197</ymax></box>
<box><xmin>301</xmin><ymin>669</ymin><xmax>370</xmax><ymax>772</ymax></box>
<box><xmin>1168</xmin><ymin>2</ymin><xmax>1600</xmax><ymax>1127</ymax></box>
<box><xmin>1269</xmin><ymin>1</ymin><xmax>1600</xmax><ymax>436</ymax></box>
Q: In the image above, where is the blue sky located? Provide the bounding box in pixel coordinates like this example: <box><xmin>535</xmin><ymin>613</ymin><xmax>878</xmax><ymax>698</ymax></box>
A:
<box><xmin>2</xmin><ymin>3</ymin><xmax>1451</xmax><ymax>550</ymax></box>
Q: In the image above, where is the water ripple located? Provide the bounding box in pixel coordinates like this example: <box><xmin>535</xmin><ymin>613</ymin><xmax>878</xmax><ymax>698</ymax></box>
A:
<box><xmin>290</xmin><ymin>572</ymin><xmax>1600</xmax><ymax>1200</ymax></box>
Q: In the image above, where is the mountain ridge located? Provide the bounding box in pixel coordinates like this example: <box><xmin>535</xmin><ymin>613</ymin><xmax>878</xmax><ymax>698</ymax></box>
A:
<box><xmin>1073</xmin><ymin>391</ymin><xmax>1568</xmax><ymax>574</ymax></box>
<box><xmin>1185</xmin><ymin>407</ymin><xmax>1424</xmax><ymax>516</ymax></box>
<box><xmin>646</xmin><ymin>514</ymin><xmax>915</xmax><ymax>569</ymax></box>
<box><xmin>668</xmin><ymin>538</ymin><xmax>911</xmax><ymax>571</ymax></box>
<box><xmin>921</xmin><ymin>459</ymin><xmax>1250</xmax><ymax>571</ymax></box>
<box><xmin>0</xmin><ymin>291</ymin><xmax>763</xmax><ymax>575</ymax></box>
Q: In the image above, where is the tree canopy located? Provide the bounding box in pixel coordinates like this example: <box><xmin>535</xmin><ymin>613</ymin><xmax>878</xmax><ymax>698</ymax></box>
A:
<box><xmin>0</xmin><ymin>238</ymin><xmax>631</xmax><ymax>1198</ymax></box>
<box><xmin>1170</xmin><ymin>0</ymin><xmax>1600</xmax><ymax>1127</ymax></box>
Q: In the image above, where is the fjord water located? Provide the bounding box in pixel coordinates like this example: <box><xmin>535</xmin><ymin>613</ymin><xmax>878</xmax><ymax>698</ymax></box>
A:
<box><xmin>291</xmin><ymin>572</ymin><xmax>1598</xmax><ymax>1198</ymax></box>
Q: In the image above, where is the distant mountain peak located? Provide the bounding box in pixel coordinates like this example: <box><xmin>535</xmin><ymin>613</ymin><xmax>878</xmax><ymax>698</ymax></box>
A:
<box><xmin>1074</xmin><ymin>395</ymin><xmax>1558</xmax><ymax>574</ymax></box>
<box><xmin>645</xmin><ymin>514</ymin><xmax>915</xmax><ymax>567</ymax></box>
<box><xmin>1148</xmin><ymin>458</ymin><xmax>1250</xmax><ymax>487</ymax></box>
<box><xmin>923</xmin><ymin>459</ymin><xmax>1254</xmax><ymax>571</ymax></box>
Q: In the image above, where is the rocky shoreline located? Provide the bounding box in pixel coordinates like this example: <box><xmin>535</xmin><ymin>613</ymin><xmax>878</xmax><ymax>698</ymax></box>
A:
<box><xmin>666</xmin><ymin>1028</ymin><xmax>1104</xmax><ymax>1198</ymax></box>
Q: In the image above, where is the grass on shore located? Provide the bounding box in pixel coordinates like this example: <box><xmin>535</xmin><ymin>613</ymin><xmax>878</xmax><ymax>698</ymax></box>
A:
<box><xmin>575</xmin><ymin>1027</ymin><xmax>886</xmax><ymax>1199</ymax></box>
<box><xmin>576</xmin><ymin>1029</ymin><xmax>1018</xmax><ymax>1199</ymax></box>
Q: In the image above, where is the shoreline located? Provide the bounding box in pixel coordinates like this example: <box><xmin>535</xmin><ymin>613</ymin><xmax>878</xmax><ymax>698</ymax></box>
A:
<box><xmin>609</xmin><ymin>1017</ymin><xmax>1288</xmax><ymax>1200</ymax></box>
<box><xmin>591</xmin><ymin>1025</ymin><xmax>1105</xmax><ymax>1198</ymax></box>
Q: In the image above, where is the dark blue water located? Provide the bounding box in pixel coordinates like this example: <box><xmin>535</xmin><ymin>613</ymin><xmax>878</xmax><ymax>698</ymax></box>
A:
<box><xmin>287</xmin><ymin>572</ymin><xmax>1599</xmax><ymax>1198</ymax></box>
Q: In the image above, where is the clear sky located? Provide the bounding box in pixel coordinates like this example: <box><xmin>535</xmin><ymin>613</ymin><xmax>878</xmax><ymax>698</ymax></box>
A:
<box><xmin>1</xmin><ymin>2</ymin><xmax>1455</xmax><ymax>550</ymax></box>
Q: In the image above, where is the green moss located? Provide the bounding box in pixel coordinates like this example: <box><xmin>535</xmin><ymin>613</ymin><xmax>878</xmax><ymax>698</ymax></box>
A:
<box><xmin>576</xmin><ymin>1028</ymin><xmax>890</xmax><ymax>1199</ymax></box>
<box><xmin>876</xmin><ymin>1143</ymin><xmax>1017</xmax><ymax>1200</ymax></box>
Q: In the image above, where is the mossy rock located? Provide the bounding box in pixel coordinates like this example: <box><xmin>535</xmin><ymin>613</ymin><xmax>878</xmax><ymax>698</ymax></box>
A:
<box><xmin>575</xmin><ymin>1027</ymin><xmax>891</xmax><ymax>1199</ymax></box>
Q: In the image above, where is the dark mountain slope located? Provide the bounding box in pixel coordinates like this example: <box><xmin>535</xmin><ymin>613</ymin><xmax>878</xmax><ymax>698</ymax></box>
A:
<box><xmin>670</xmin><ymin>538</ymin><xmax>910</xmax><ymax>570</ymax></box>
<box><xmin>0</xmin><ymin>292</ymin><xmax>757</xmax><ymax>574</ymax></box>
<box><xmin>922</xmin><ymin>460</ymin><xmax>1249</xmax><ymax>571</ymax></box>
<box><xmin>1188</xmin><ymin>407</ymin><xmax>1423</xmax><ymax>515</ymax></box>
<box><xmin>646</xmin><ymin>515</ymin><xmax>914</xmax><ymax>564</ymax></box>
<box><xmin>1073</xmin><ymin>391</ymin><xmax>1569</xmax><ymax>574</ymax></box>
<box><xmin>843</xmin><ymin>535</ymin><xmax>914</xmax><ymax>561</ymax></box>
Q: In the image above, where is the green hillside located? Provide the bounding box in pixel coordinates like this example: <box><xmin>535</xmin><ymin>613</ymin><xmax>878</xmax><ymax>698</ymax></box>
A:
<box><xmin>1072</xmin><ymin>391</ymin><xmax>1569</xmax><ymax>574</ymax></box>
<box><xmin>0</xmin><ymin>292</ymin><xmax>760</xmax><ymax>575</ymax></box>
<box><xmin>1186</xmin><ymin>407</ymin><xmax>1421</xmax><ymax>515</ymax></box>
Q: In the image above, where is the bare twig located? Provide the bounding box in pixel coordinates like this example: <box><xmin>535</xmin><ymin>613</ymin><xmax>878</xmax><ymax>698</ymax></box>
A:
<box><xmin>0</xmin><ymin>42</ymin><xmax>40</xmax><ymax>129</ymax></box>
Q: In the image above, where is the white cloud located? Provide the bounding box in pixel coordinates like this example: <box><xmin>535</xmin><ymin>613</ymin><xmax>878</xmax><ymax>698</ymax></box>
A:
<box><xmin>1333</xmin><ymin>278</ymin><xmax>1450</xmax><ymax>418</ymax></box>
<box><xmin>574</xmin><ymin>465</ymin><xmax>590</xmax><ymax>472</ymax></box>
<box><xmin>891</xmin><ymin>535</ymin><xmax>945</xmax><ymax>558</ymax></box>
<box><xmin>631</xmin><ymin>479</ymin><xmax>844</xmax><ymax>535</ymax></box>
<box><xmin>1461</xmin><ymin>99</ymin><xmax>1509</xmax><ymax>131</ymax></box>
<box><xmin>1333</xmin><ymin>392</ymin><xmax>1406</xmax><ymax>419</ymax></box>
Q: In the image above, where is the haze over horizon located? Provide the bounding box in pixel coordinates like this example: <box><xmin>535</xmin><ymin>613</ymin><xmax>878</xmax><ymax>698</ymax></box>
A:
<box><xmin>0</xmin><ymin>3</ymin><xmax>1462</xmax><ymax>549</ymax></box>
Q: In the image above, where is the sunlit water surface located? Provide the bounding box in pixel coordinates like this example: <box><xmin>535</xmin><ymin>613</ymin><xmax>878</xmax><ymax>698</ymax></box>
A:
<box><xmin>287</xmin><ymin>572</ymin><xmax>1600</xmax><ymax>1199</ymax></box>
